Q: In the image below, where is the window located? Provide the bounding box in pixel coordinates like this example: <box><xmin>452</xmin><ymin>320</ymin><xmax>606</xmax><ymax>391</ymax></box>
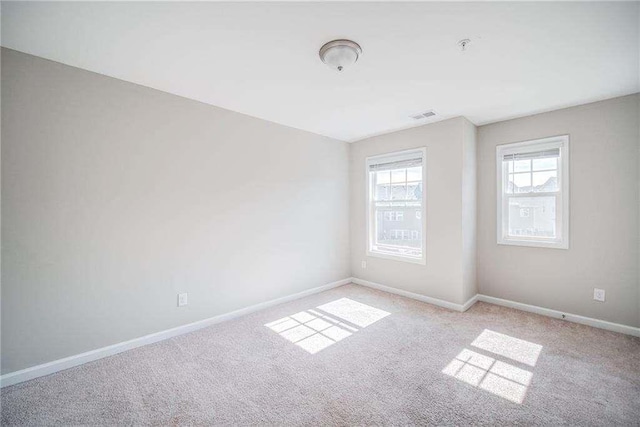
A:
<box><xmin>390</xmin><ymin>230</ymin><xmax>411</xmax><ymax>240</ymax></box>
<box><xmin>383</xmin><ymin>211</ymin><xmax>404</xmax><ymax>221</ymax></box>
<box><xmin>496</xmin><ymin>135</ymin><xmax>569</xmax><ymax>249</ymax></box>
<box><xmin>367</xmin><ymin>148</ymin><xmax>426</xmax><ymax>264</ymax></box>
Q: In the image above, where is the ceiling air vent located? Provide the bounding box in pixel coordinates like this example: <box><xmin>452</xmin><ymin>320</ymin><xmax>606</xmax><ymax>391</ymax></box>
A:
<box><xmin>410</xmin><ymin>111</ymin><xmax>436</xmax><ymax>120</ymax></box>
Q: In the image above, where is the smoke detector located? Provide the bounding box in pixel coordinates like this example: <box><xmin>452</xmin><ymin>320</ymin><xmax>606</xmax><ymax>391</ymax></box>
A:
<box><xmin>319</xmin><ymin>39</ymin><xmax>363</xmax><ymax>72</ymax></box>
<box><xmin>410</xmin><ymin>111</ymin><xmax>436</xmax><ymax>120</ymax></box>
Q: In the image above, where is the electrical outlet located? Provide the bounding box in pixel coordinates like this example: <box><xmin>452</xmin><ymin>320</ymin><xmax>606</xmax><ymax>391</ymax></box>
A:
<box><xmin>178</xmin><ymin>293</ymin><xmax>188</xmax><ymax>307</ymax></box>
<box><xmin>593</xmin><ymin>288</ymin><xmax>605</xmax><ymax>302</ymax></box>
<box><xmin>361</xmin><ymin>260</ymin><xmax>367</xmax><ymax>269</ymax></box>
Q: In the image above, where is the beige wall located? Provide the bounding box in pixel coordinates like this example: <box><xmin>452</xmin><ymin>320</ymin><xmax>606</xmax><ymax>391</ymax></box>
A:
<box><xmin>477</xmin><ymin>94</ymin><xmax>640</xmax><ymax>327</ymax></box>
<box><xmin>349</xmin><ymin>117</ymin><xmax>476</xmax><ymax>305</ymax></box>
<box><xmin>1</xmin><ymin>49</ymin><xmax>350</xmax><ymax>374</ymax></box>
<box><xmin>461</xmin><ymin>119</ymin><xmax>478</xmax><ymax>303</ymax></box>
<box><xmin>2</xmin><ymin>47</ymin><xmax>638</xmax><ymax>378</ymax></box>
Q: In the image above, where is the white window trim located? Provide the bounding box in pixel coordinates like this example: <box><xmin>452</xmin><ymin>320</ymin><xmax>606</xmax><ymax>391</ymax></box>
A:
<box><xmin>496</xmin><ymin>135</ymin><xmax>570</xmax><ymax>249</ymax></box>
<box><xmin>366</xmin><ymin>147</ymin><xmax>427</xmax><ymax>265</ymax></box>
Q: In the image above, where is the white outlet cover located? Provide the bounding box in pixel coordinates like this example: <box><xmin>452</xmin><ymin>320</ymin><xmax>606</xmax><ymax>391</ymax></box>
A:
<box><xmin>178</xmin><ymin>293</ymin><xmax>188</xmax><ymax>307</ymax></box>
<box><xmin>593</xmin><ymin>288</ymin><xmax>605</xmax><ymax>302</ymax></box>
<box><xmin>361</xmin><ymin>261</ymin><xmax>367</xmax><ymax>269</ymax></box>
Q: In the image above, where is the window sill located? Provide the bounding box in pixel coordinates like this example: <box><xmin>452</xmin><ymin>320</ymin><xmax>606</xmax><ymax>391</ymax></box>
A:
<box><xmin>498</xmin><ymin>238</ymin><xmax>568</xmax><ymax>250</ymax></box>
<box><xmin>367</xmin><ymin>250</ymin><xmax>426</xmax><ymax>265</ymax></box>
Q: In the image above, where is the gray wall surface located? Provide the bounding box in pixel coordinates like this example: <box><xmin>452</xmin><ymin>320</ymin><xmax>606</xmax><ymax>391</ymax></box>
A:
<box><xmin>477</xmin><ymin>94</ymin><xmax>640</xmax><ymax>327</ymax></box>
<box><xmin>350</xmin><ymin>117</ymin><xmax>475</xmax><ymax>305</ymax></box>
<box><xmin>461</xmin><ymin>119</ymin><xmax>478</xmax><ymax>303</ymax></box>
<box><xmin>2</xmin><ymin>47</ymin><xmax>638</xmax><ymax>377</ymax></box>
<box><xmin>1</xmin><ymin>49</ymin><xmax>350</xmax><ymax>374</ymax></box>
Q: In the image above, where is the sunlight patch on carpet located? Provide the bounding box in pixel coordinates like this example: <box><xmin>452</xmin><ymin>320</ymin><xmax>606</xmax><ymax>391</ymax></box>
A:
<box><xmin>471</xmin><ymin>329</ymin><xmax>542</xmax><ymax>367</ymax></box>
<box><xmin>265</xmin><ymin>298</ymin><xmax>390</xmax><ymax>354</ymax></box>
<box><xmin>316</xmin><ymin>297</ymin><xmax>391</xmax><ymax>328</ymax></box>
<box><xmin>443</xmin><ymin>330</ymin><xmax>542</xmax><ymax>404</ymax></box>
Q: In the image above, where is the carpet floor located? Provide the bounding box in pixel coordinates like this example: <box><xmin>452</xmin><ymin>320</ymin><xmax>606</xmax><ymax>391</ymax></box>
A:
<box><xmin>2</xmin><ymin>283</ymin><xmax>639</xmax><ymax>425</ymax></box>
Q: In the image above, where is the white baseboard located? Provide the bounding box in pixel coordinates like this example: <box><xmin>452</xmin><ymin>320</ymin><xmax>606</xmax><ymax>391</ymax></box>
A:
<box><xmin>476</xmin><ymin>294</ymin><xmax>640</xmax><ymax>337</ymax></box>
<box><xmin>351</xmin><ymin>277</ymin><xmax>475</xmax><ymax>312</ymax></box>
<box><xmin>0</xmin><ymin>277</ymin><xmax>352</xmax><ymax>388</ymax></box>
<box><xmin>462</xmin><ymin>294</ymin><xmax>479</xmax><ymax>312</ymax></box>
<box><xmin>5</xmin><ymin>279</ymin><xmax>636</xmax><ymax>388</ymax></box>
<box><xmin>350</xmin><ymin>277</ymin><xmax>639</xmax><ymax>337</ymax></box>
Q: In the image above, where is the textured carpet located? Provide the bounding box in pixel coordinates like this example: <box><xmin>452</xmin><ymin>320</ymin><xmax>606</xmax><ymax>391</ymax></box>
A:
<box><xmin>2</xmin><ymin>284</ymin><xmax>639</xmax><ymax>425</ymax></box>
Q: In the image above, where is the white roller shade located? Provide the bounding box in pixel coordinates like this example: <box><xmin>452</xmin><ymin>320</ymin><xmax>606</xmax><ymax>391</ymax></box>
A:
<box><xmin>502</xmin><ymin>148</ymin><xmax>560</xmax><ymax>161</ymax></box>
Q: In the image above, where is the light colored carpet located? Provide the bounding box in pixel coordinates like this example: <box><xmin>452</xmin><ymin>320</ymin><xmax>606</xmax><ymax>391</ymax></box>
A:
<box><xmin>2</xmin><ymin>283</ymin><xmax>639</xmax><ymax>425</ymax></box>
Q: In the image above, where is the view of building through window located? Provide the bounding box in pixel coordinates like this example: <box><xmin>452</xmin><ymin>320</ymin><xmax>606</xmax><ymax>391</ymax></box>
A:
<box><xmin>497</xmin><ymin>135</ymin><xmax>568</xmax><ymax>249</ymax></box>
<box><xmin>370</xmin><ymin>161</ymin><xmax>424</xmax><ymax>260</ymax></box>
<box><xmin>504</xmin><ymin>154</ymin><xmax>558</xmax><ymax>238</ymax></box>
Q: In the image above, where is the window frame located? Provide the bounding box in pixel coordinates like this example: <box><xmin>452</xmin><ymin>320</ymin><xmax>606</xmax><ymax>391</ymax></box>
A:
<box><xmin>496</xmin><ymin>135</ymin><xmax>570</xmax><ymax>249</ymax></box>
<box><xmin>366</xmin><ymin>147</ymin><xmax>427</xmax><ymax>265</ymax></box>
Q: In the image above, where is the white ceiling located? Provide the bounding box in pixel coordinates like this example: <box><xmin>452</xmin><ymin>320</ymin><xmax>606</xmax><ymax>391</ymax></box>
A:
<box><xmin>2</xmin><ymin>1</ymin><xmax>639</xmax><ymax>142</ymax></box>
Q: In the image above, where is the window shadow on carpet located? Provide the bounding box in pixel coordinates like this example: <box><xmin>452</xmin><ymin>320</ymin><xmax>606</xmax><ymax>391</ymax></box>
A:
<box><xmin>442</xmin><ymin>329</ymin><xmax>542</xmax><ymax>404</ymax></box>
<box><xmin>265</xmin><ymin>298</ymin><xmax>390</xmax><ymax>354</ymax></box>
